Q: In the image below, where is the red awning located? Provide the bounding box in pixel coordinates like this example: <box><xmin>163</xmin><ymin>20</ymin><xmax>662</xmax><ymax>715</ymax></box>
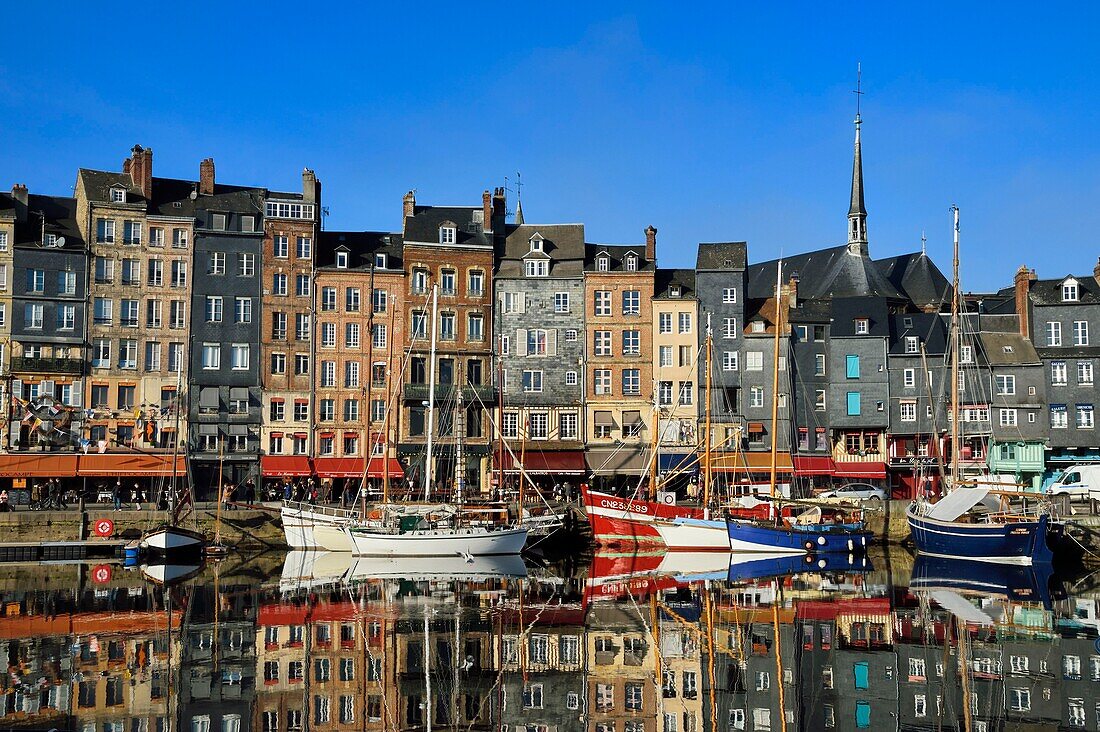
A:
<box><xmin>497</xmin><ymin>450</ymin><xmax>587</xmax><ymax>475</ymax></box>
<box><xmin>793</xmin><ymin>455</ymin><xmax>835</xmax><ymax>476</ymax></box>
<box><xmin>0</xmin><ymin>453</ymin><xmax>79</xmax><ymax>477</ymax></box>
<box><xmin>313</xmin><ymin>457</ymin><xmax>404</xmax><ymax>479</ymax></box>
<box><xmin>261</xmin><ymin>456</ymin><xmax>313</xmax><ymax>477</ymax></box>
<box><xmin>833</xmin><ymin>461</ymin><xmax>887</xmax><ymax>479</ymax></box>
<box><xmin>78</xmin><ymin>453</ymin><xmax>186</xmax><ymax>477</ymax></box>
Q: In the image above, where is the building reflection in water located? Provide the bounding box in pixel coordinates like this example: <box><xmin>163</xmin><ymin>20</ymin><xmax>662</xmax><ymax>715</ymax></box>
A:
<box><xmin>0</xmin><ymin>554</ymin><xmax>1098</xmax><ymax>731</ymax></box>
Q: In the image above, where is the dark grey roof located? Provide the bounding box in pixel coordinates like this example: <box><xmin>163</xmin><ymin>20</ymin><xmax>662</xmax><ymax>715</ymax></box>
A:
<box><xmin>978</xmin><ymin>332</ymin><xmax>1040</xmax><ymax>366</ymax></box>
<box><xmin>654</xmin><ymin>268</ymin><xmax>696</xmax><ymax>299</ymax></box>
<box><xmin>877</xmin><ymin>252</ymin><xmax>952</xmax><ymax>310</ymax></box>
<box><xmin>403</xmin><ymin>206</ymin><xmax>491</xmax><ymax>248</ymax></box>
<box><xmin>696</xmin><ymin>242</ymin><xmax>747</xmax><ymax>271</ymax></box>
<box><xmin>317</xmin><ymin>230</ymin><xmax>404</xmax><ymax>270</ymax></box>
<box><xmin>584</xmin><ymin>244</ymin><xmax>655</xmax><ymax>273</ymax></box>
<box><xmin>15</xmin><ymin>195</ymin><xmax>85</xmax><ymax>249</ymax></box>
<box><xmin>1027</xmin><ymin>273</ymin><xmax>1100</xmax><ymax>306</ymax></box>
<box><xmin>497</xmin><ymin>223</ymin><xmax>585</xmax><ymax>278</ymax></box>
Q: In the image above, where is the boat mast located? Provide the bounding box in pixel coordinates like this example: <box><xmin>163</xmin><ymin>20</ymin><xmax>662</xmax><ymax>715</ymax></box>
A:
<box><xmin>768</xmin><ymin>262</ymin><xmax>784</xmax><ymax>503</ymax></box>
<box><xmin>949</xmin><ymin>206</ymin><xmax>961</xmax><ymax>488</ymax></box>
<box><xmin>703</xmin><ymin>315</ymin><xmax>713</xmax><ymax>518</ymax></box>
<box><xmin>425</xmin><ymin>285</ymin><xmax>439</xmax><ymax>501</ymax></box>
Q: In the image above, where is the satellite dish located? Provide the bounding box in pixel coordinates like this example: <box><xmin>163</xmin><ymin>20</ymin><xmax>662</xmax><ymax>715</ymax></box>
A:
<box><xmin>54</xmin><ymin>237</ymin><xmax>66</xmax><ymax>248</ymax></box>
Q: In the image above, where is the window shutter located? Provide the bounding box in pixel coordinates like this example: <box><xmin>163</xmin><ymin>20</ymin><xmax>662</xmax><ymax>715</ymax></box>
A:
<box><xmin>547</xmin><ymin>329</ymin><xmax>558</xmax><ymax>356</ymax></box>
<box><xmin>70</xmin><ymin>380</ymin><xmax>83</xmax><ymax>407</ymax></box>
<box><xmin>516</xmin><ymin>329</ymin><xmax>528</xmax><ymax>357</ymax></box>
<box><xmin>517</xmin><ymin>293</ymin><xmax>526</xmax><ymax>314</ymax></box>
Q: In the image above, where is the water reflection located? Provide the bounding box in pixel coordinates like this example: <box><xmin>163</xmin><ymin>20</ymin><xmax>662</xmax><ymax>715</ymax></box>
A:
<box><xmin>0</xmin><ymin>553</ymin><xmax>1097</xmax><ymax>732</ymax></box>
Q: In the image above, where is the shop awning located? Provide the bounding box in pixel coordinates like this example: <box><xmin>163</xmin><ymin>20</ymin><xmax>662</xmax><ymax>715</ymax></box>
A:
<box><xmin>313</xmin><ymin>457</ymin><xmax>404</xmax><ymax>479</ymax></box>
<box><xmin>262</xmin><ymin>456</ymin><xmax>313</xmax><ymax>477</ymax></box>
<box><xmin>586</xmin><ymin>449</ymin><xmax>650</xmax><ymax>476</ymax></box>
<box><xmin>496</xmin><ymin>450</ymin><xmax>586</xmax><ymax>475</ymax></box>
<box><xmin>77</xmin><ymin>453</ymin><xmax>186</xmax><ymax>477</ymax></box>
<box><xmin>658</xmin><ymin>452</ymin><xmax>699</xmax><ymax>474</ymax></box>
<box><xmin>710</xmin><ymin>451</ymin><xmax>794</xmax><ymax>473</ymax></box>
<box><xmin>793</xmin><ymin>455</ymin><xmax>835</xmax><ymax>476</ymax></box>
<box><xmin>833</xmin><ymin>461</ymin><xmax>887</xmax><ymax>479</ymax></box>
<box><xmin>0</xmin><ymin>453</ymin><xmax>78</xmax><ymax>477</ymax></box>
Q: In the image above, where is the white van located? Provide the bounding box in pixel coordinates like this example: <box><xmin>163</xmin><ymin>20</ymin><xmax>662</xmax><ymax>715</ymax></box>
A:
<box><xmin>1045</xmin><ymin>465</ymin><xmax>1100</xmax><ymax>500</ymax></box>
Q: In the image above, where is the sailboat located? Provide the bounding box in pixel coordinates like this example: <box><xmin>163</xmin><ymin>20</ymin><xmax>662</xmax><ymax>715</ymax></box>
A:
<box><xmin>344</xmin><ymin>285</ymin><xmax>528</xmax><ymax>556</ymax></box>
<box><xmin>906</xmin><ymin>208</ymin><xmax>1070</xmax><ymax>565</ymax></box>
<box><xmin>140</xmin><ymin>362</ymin><xmax>205</xmax><ymax>558</ymax></box>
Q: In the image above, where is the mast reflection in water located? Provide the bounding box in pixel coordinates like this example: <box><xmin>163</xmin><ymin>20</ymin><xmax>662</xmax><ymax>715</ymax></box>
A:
<box><xmin>0</xmin><ymin>552</ymin><xmax>1096</xmax><ymax>732</ymax></box>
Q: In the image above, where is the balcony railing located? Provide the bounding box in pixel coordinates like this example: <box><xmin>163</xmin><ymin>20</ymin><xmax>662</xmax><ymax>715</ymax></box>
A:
<box><xmin>11</xmin><ymin>357</ymin><xmax>84</xmax><ymax>375</ymax></box>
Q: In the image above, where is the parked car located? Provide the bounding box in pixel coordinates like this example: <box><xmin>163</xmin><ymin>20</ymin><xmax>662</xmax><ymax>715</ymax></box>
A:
<box><xmin>817</xmin><ymin>483</ymin><xmax>888</xmax><ymax>502</ymax></box>
<box><xmin>1045</xmin><ymin>465</ymin><xmax>1100</xmax><ymax>501</ymax></box>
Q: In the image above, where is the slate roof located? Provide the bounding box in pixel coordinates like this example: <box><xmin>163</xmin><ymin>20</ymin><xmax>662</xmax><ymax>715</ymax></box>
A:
<box><xmin>403</xmin><ymin>206</ymin><xmax>491</xmax><ymax>248</ymax></box>
<box><xmin>654</xmin><ymin>268</ymin><xmax>696</xmax><ymax>299</ymax></box>
<box><xmin>584</xmin><ymin>244</ymin><xmax>655</xmax><ymax>273</ymax></box>
<box><xmin>15</xmin><ymin>195</ymin><xmax>85</xmax><ymax>249</ymax></box>
<box><xmin>696</xmin><ymin>242</ymin><xmax>747</xmax><ymax>271</ymax></box>
<box><xmin>497</xmin><ymin>223</ymin><xmax>585</xmax><ymax>278</ymax></box>
<box><xmin>977</xmin><ymin>332</ymin><xmax>1041</xmax><ymax>366</ymax></box>
<box><xmin>317</xmin><ymin>230</ymin><xmax>404</xmax><ymax>270</ymax></box>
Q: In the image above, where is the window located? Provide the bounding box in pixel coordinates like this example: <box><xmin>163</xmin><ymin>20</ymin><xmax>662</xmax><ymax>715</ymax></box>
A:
<box><xmin>209</xmin><ymin>251</ymin><xmax>225</xmax><ymax>275</ymax></box>
<box><xmin>847</xmin><ymin>391</ymin><xmax>861</xmax><ymax>415</ymax></box>
<box><xmin>905</xmin><ymin>336</ymin><xmax>919</xmax><ymax>353</ymax></box>
<box><xmin>594</xmin><ymin>369</ymin><xmax>612</xmax><ymax>395</ymax></box>
<box><xmin>622</xmin><ymin>330</ymin><xmax>640</xmax><ymax>355</ymax></box>
<box><xmin>231</xmin><ymin>344</ymin><xmax>249</xmax><ymax>370</ymax></box>
<box><xmin>1078</xmin><ymin>404</ymin><xmax>1095</xmax><ymax>429</ymax></box>
<box><xmin>996</xmin><ymin>374</ymin><xmax>1015</xmax><ymax>395</ymax></box>
<box><xmin>746</xmin><ymin>352</ymin><xmax>763</xmax><ymax>371</ymax></box>
<box><xmin>1052</xmin><ymin>361</ymin><xmax>1068</xmax><ymax>385</ymax></box>
<box><xmin>846</xmin><ymin>354</ymin><xmax>860</xmax><ymax>378</ymax></box>
<box><xmin>202</xmin><ymin>343</ymin><xmax>221</xmax><ymax>369</ymax></box>
<box><xmin>1048</xmin><ymin>321</ymin><xmax>1062</xmax><ymax>346</ymax></box>
<box><xmin>1074</xmin><ymin>320</ymin><xmax>1090</xmax><ymax>346</ymax></box>
<box><xmin>272</xmin><ymin>273</ymin><xmax>287</xmax><ymax>296</ymax></box>
<box><xmin>594</xmin><ymin>290</ymin><xmax>611</xmax><ymax>316</ymax></box>
<box><xmin>1064</xmin><ymin>279</ymin><xmax>1080</xmax><ymax>301</ymax></box>
<box><xmin>623</xmin><ymin>369</ymin><xmax>641</xmax><ymax>395</ymax></box>
<box><xmin>595</xmin><ymin>331</ymin><xmax>612</xmax><ymax>356</ymax></box>
<box><xmin>855</xmin><ymin>318</ymin><xmax>869</xmax><ymax>334</ymax></box>
<box><xmin>522</xmin><ymin>371</ymin><xmax>542</xmax><ymax>392</ymax></box>
<box><xmin>999</xmin><ymin>408</ymin><xmax>1017</xmax><ymax>426</ymax></box>
<box><xmin>722</xmin><ymin>317</ymin><xmax>737</xmax><ymax>339</ymax></box>
<box><xmin>723</xmin><ymin>287</ymin><xmax>737</xmax><ymax>303</ymax></box>
<box><xmin>622</xmin><ymin>290</ymin><xmax>640</xmax><ymax>315</ymax></box>
<box><xmin>900</xmin><ymin>401</ymin><xmax>917</xmax><ymax>421</ymax></box>
<box><xmin>722</xmin><ymin>351</ymin><xmax>738</xmax><ymax>371</ymax></box>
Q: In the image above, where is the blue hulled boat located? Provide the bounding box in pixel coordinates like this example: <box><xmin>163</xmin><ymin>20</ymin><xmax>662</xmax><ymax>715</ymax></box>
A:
<box><xmin>906</xmin><ymin>487</ymin><xmax>1066</xmax><ymax>565</ymax></box>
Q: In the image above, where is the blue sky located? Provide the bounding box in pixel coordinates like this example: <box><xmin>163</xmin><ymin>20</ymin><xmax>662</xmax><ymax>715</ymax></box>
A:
<box><xmin>2</xmin><ymin>3</ymin><xmax>1098</xmax><ymax>290</ymax></box>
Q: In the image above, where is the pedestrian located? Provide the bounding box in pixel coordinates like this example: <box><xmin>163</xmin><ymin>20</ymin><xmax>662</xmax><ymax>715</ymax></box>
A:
<box><xmin>112</xmin><ymin>481</ymin><xmax>122</xmax><ymax>512</ymax></box>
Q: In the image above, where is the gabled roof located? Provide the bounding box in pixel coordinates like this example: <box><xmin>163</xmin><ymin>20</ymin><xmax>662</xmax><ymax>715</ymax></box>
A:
<box><xmin>317</xmin><ymin>230</ymin><xmax>404</xmax><ymax>270</ymax></box>
<box><xmin>696</xmin><ymin>242</ymin><xmax>746</xmax><ymax>271</ymax></box>
<box><xmin>404</xmin><ymin>205</ymin><xmax>491</xmax><ymax>248</ymax></box>
<box><xmin>498</xmin><ymin>223</ymin><xmax>585</xmax><ymax>278</ymax></box>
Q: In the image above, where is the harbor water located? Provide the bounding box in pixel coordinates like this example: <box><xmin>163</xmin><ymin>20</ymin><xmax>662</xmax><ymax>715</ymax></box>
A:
<box><xmin>0</xmin><ymin>548</ymin><xmax>1097</xmax><ymax>731</ymax></box>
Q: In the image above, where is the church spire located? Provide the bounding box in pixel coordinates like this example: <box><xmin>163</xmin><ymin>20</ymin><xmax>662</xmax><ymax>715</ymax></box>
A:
<box><xmin>847</xmin><ymin>64</ymin><xmax>868</xmax><ymax>256</ymax></box>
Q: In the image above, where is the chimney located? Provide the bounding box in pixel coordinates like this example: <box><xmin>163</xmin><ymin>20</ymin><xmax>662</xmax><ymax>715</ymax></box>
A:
<box><xmin>644</xmin><ymin>225</ymin><xmax>657</xmax><ymax>262</ymax></box>
<box><xmin>199</xmin><ymin>158</ymin><xmax>216</xmax><ymax>195</ymax></box>
<box><xmin>482</xmin><ymin>190</ymin><xmax>492</xmax><ymax>232</ymax></box>
<box><xmin>302</xmin><ymin>168</ymin><xmax>319</xmax><ymax>204</ymax></box>
<box><xmin>1014</xmin><ymin>265</ymin><xmax>1036</xmax><ymax>339</ymax></box>
<box><xmin>129</xmin><ymin>145</ymin><xmax>153</xmax><ymax>199</ymax></box>
<box><xmin>403</xmin><ymin>190</ymin><xmax>416</xmax><ymax>219</ymax></box>
<box><xmin>10</xmin><ymin>184</ymin><xmax>28</xmax><ymax>207</ymax></box>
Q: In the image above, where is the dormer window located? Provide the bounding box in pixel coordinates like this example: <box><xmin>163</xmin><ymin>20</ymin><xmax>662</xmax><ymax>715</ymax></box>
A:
<box><xmin>854</xmin><ymin>318</ymin><xmax>869</xmax><ymax>334</ymax></box>
<box><xmin>625</xmin><ymin>254</ymin><xmax>638</xmax><ymax>272</ymax></box>
<box><xmin>597</xmin><ymin>256</ymin><xmax>610</xmax><ymax>272</ymax></box>
<box><xmin>529</xmin><ymin>234</ymin><xmax>544</xmax><ymax>252</ymax></box>
<box><xmin>336</xmin><ymin>251</ymin><xmax>349</xmax><ymax>269</ymax></box>
<box><xmin>375</xmin><ymin>253</ymin><xmax>387</xmax><ymax>269</ymax></box>
<box><xmin>1063</xmin><ymin>278</ymin><xmax>1079</xmax><ymax>302</ymax></box>
<box><xmin>110</xmin><ymin>187</ymin><xmax>126</xmax><ymax>203</ymax></box>
<box><xmin>439</xmin><ymin>224</ymin><xmax>456</xmax><ymax>245</ymax></box>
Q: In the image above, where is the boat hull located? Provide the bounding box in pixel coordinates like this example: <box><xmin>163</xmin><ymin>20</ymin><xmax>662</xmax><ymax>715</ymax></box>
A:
<box><xmin>346</xmin><ymin>526</ymin><xmax>529</xmax><ymax>557</ymax></box>
<box><xmin>727</xmin><ymin>519</ymin><xmax>870</xmax><ymax>554</ymax></box>
<box><xmin>906</xmin><ymin>503</ymin><xmax>1054</xmax><ymax>565</ymax></box>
